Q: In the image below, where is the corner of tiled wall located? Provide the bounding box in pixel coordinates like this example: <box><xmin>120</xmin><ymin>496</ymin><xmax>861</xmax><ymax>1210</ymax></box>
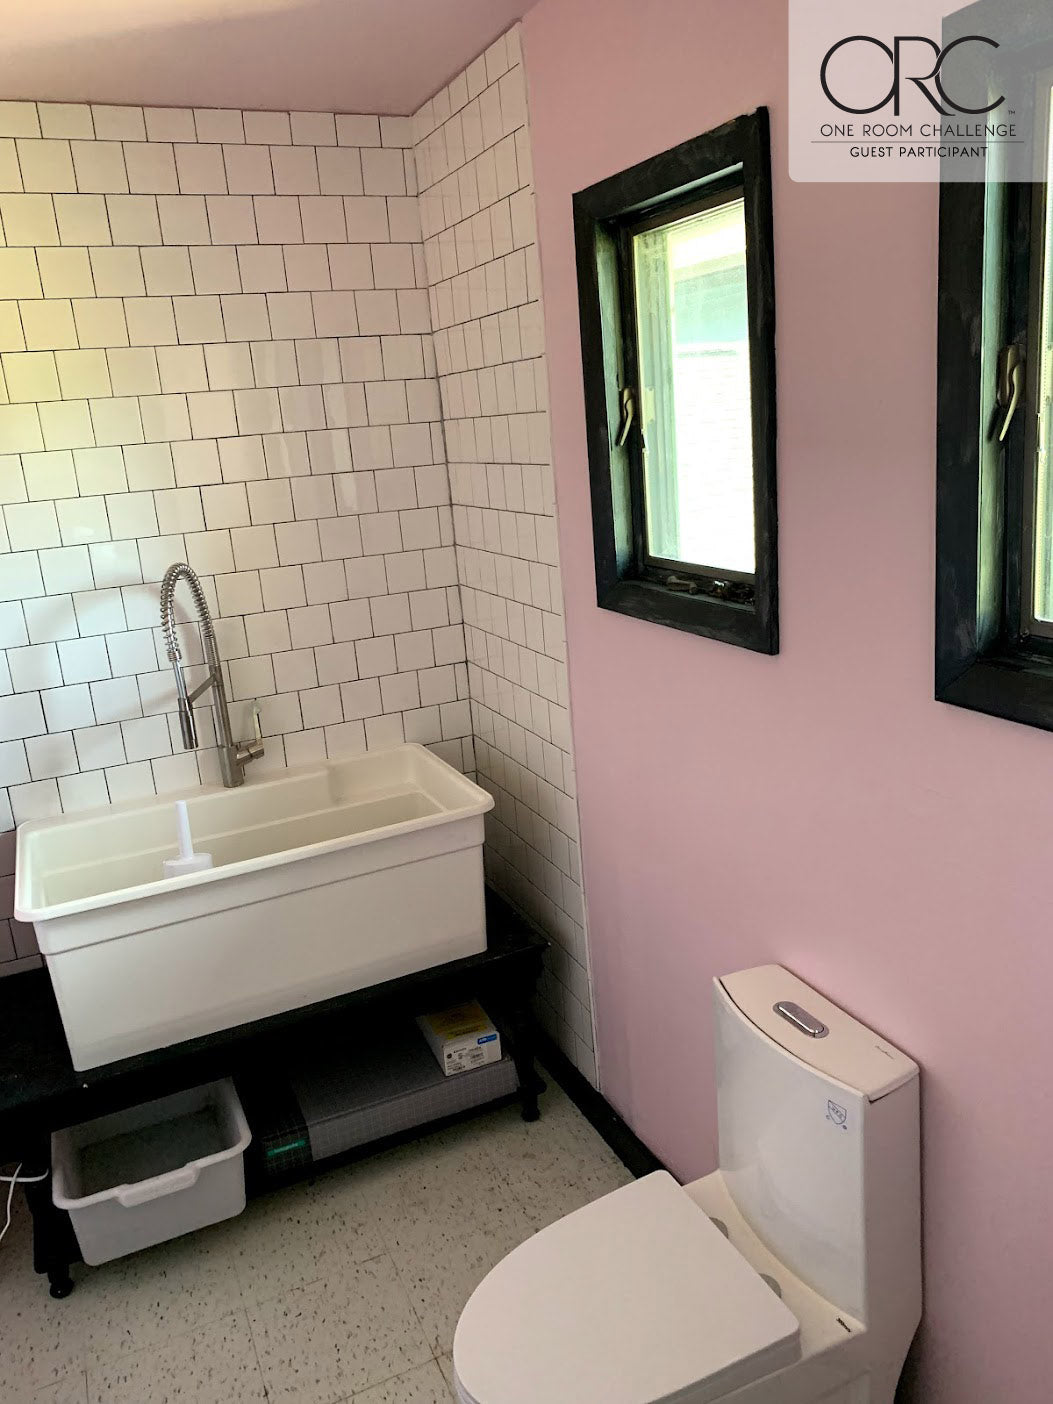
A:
<box><xmin>0</xmin><ymin>100</ymin><xmax>473</xmax><ymax>975</ymax></box>
<box><xmin>0</xmin><ymin>33</ymin><xmax>597</xmax><ymax>1087</ymax></box>
<box><xmin>412</xmin><ymin>25</ymin><xmax>598</xmax><ymax>1084</ymax></box>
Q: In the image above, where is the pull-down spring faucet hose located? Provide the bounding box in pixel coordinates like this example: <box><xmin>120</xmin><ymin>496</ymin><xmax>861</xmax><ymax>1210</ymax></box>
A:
<box><xmin>159</xmin><ymin>562</ymin><xmax>217</xmax><ymax>664</ymax></box>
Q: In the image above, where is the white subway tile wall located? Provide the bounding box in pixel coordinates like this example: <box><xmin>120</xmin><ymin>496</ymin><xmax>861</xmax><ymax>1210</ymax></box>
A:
<box><xmin>0</xmin><ymin>100</ymin><xmax>472</xmax><ymax>975</ymax></box>
<box><xmin>413</xmin><ymin>29</ymin><xmax>595</xmax><ymax>1080</ymax></box>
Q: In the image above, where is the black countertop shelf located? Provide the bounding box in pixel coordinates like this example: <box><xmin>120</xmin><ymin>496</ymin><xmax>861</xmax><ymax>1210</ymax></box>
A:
<box><xmin>2</xmin><ymin>887</ymin><xmax>549</xmax><ymax>1298</ymax></box>
<box><xmin>0</xmin><ymin>887</ymin><xmax>548</xmax><ymax>1157</ymax></box>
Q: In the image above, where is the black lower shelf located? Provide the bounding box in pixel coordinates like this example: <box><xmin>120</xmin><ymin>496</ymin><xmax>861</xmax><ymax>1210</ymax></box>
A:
<box><xmin>2</xmin><ymin>889</ymin><xmax>549</xmax><ymax>1297</ymax></box>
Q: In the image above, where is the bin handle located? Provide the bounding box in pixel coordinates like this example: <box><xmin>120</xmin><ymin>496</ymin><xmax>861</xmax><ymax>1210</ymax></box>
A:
<box><xmin>115</xmin><ymin>1164</ymin><xmax>199</xmax><ymax>1207</ymax></box>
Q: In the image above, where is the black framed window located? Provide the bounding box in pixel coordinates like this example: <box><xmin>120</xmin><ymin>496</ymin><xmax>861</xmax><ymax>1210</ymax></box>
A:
<box><xmin>936</xmin><ymin>27</ymin><xmax>1053</xmax><ymax>730</ymax></box>
<box><xmin>573</xmin><ymin>108</ymin><xmax>778</xmax><ymax>654</ymax></box>
<box><xmin>1021</xmin><ymin>77</ymin><xmax>1053</xmax><ymax>636</ymax></box>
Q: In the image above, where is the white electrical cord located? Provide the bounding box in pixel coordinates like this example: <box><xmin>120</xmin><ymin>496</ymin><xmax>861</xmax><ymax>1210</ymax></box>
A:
<box><xmin>0</xmin><ymin>1165</ymin><xmax>50</xmax><ymax>1248</ymax></box>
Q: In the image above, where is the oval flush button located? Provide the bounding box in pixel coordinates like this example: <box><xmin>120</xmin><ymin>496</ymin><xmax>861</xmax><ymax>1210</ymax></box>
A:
<box><xmin>774</xmin><ymin>1000</ymin><xmax>829</xmax><ymax>1038</ymax></box>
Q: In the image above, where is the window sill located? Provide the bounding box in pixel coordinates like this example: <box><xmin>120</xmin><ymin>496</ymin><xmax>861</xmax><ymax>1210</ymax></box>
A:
<box><xmin>936</xmin><ymin>647</ymin><xmax>1053</xmax><ymax>731</ymax></box>
<box><xmin>598</xmin><ymin>578</ymin><xmax>777</xmax><ymax>654</ymax></box>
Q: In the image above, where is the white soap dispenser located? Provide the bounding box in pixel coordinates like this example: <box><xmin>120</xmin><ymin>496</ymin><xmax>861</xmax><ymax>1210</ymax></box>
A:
<box><xmin>162</xmin><ymin>800</ymin><xmax>213</xmax><ymax>878</ymax></box>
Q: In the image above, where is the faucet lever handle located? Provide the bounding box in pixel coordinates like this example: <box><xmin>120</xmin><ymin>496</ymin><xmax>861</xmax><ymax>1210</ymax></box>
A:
<box><xmin>235</xmin><ymin>700</ymin><xmax>265</xmax><ymax>768</ymax></box>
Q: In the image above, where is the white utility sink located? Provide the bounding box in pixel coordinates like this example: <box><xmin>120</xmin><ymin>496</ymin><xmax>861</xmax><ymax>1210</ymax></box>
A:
<box><xmin>15</xmin><ymin>745</ymin><xmax>494</xmax><ymax>1070</ymax></box>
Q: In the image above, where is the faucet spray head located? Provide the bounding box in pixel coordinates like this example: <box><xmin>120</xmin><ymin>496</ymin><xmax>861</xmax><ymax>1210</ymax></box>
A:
<box><xmin>177</xmin><ymin>695</ymin><xmax>198</xmax><ymax>749</ymax></box>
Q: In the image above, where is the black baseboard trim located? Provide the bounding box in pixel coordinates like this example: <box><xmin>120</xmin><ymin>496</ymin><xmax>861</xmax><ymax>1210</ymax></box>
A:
<box><xmin>535</xmin><ymin>1031</ymin><xmax>666</xmax><ymax>1180</ymax></box>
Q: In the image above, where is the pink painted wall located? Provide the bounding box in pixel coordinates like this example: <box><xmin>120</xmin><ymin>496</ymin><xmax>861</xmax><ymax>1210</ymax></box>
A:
<box><xmin>522</xmin><ymin>1</ymin><xmax>1052</xmax><ymax>1400</ymax></box>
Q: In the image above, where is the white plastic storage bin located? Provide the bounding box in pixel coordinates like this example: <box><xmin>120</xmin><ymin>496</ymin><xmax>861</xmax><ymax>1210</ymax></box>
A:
<box><xmin>52</xmin><ymin>1080</ymin><xmax>251</xmax><ymax>1266</ymax></box>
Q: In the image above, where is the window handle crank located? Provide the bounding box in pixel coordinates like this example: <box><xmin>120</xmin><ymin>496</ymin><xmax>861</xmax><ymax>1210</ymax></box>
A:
<box><xmin>993</xmin><ymin>344</ymin><xmax>1024</xmax><ymax>443</ymax></box>
<box><xmin>615</xmin><ymin>386</ymin><xmax>636</xmax><ymax>447</ymax></box>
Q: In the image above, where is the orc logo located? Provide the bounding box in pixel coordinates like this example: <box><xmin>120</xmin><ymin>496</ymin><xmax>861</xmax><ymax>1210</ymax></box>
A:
<box><xmin>820</xmin><ymin>34</ymin><xmax>1005</xmax><ymax>116</ymax></box>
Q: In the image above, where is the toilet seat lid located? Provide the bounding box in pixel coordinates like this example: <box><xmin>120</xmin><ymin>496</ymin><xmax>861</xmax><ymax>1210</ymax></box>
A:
<box><xmin>454</xmin><ymin>1171</ymin><xmax>800</xmax><ymax>1404</ymax></box>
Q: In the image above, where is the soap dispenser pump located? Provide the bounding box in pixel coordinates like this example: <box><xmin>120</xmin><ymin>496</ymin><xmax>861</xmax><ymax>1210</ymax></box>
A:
<box><xmin>162</xmin><ymin>800</ymin><xmax>213</xmax><ymax>878</ymax></box>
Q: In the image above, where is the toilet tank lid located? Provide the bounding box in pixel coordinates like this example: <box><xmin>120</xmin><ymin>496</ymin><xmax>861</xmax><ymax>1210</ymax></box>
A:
<box><xmin>717</xmin><ymin>965</ymin><xmax>918</xmax><ymax>1101</ymax></box>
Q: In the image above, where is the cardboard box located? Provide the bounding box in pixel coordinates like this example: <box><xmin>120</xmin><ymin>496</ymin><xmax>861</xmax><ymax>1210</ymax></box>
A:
<box><xmin>416</xmin><ymin>1001</ymin><xmax>502</xmax><ymax>1077</ymax></box>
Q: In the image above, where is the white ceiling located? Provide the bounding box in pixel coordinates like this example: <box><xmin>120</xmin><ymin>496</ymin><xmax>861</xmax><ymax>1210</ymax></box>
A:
<box><xmin>0</xmin><ymin>0</ymin><xmax>535</xmax><ymax>116</ymax></box>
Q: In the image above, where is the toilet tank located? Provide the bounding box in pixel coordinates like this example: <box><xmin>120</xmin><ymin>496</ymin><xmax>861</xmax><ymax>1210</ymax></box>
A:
<box><xmin>714</xmin><ymin>966</ymin><xmax>920</xmax><ymax>1328</ymax></box>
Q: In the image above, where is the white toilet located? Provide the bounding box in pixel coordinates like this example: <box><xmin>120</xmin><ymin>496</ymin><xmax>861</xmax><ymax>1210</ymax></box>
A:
<box><xmin>453</xmin><ymin>965</ymin><xmax>921</xmax><ymax>1404</ymax></box>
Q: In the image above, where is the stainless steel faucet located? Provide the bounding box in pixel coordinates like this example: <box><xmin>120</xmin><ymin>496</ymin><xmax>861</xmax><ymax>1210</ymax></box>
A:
<box><xmin>159</xmin><ymin>562</ymin><xmax>264</xmax><ymax>788</ymax></box>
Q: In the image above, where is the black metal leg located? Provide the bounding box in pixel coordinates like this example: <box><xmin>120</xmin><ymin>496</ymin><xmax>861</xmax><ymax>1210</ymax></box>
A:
<box><xmin>504</xmin><ymin>1003</ymin><xmax>543</xmax><ymax>1121</ymax></box>
<box><xmin>48</xmin><ymin>1267</ymin><xmax>75</xmax><ymax>1299</ymax></box>
<box><xmin>23</xmin><ymin>1138</ymin><xmax>78</xmax><ymax>1299</ymax></box>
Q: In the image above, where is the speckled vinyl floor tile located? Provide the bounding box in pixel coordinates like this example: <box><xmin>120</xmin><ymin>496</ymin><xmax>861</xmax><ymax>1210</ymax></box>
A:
<box><xmin>0</xmin><ymin>1070</ymin><xmax>632</xmax><ymax>1404</ymax></box>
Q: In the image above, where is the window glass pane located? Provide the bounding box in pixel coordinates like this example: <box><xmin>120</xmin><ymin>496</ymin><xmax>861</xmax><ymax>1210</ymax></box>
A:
<box><xmin>633</xmin><ymin>196</ymin><xmax>755</xmax><ymax>574</ymax></box>
<box><xmin>1033</xmin><ymin>84</ymin><xmax>1053</xmax><ymax>623</ymax></box>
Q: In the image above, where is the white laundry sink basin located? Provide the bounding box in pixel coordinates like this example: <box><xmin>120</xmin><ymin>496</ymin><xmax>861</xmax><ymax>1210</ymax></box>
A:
<box><xmin>15</xmin><ymin>745</ymin><xmax>494</xmax><ymax>1070</ymax></box>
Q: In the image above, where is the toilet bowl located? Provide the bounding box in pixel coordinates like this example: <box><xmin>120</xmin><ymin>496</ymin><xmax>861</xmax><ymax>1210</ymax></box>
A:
<box><xmin>453</xmin><ymin>965</ymin><xmax>921</xmax><ymax>1404</ymax></box>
